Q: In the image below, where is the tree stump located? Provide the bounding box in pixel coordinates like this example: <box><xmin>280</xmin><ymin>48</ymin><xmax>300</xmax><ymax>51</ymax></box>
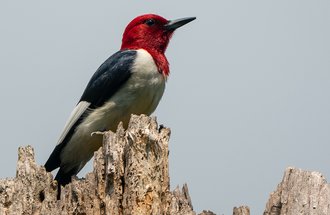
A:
<box><xmin>233</xmin><ymin>206</ymin><xmax>250</xmax><ymax>215</ymax></box>
<box><xmin>264</xmin><ymin>167</ymin><xmax>330</xmax><ymax>215</ymax></box>
<box><xmin>1</xmin><ymin>114</ymin><xmax>329</xmax><ymax>215</ymax></box>
<box><xmin>0</xmin><ymin>115</ymin><xmax>204</xmax><ymax>215</ymax></box>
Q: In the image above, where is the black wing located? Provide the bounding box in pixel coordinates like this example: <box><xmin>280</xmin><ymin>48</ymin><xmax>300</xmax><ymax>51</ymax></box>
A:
<box><xmin>80</xmin><ymin>50</ymin><xmax>137</xmax><ymax>108</ymax></box>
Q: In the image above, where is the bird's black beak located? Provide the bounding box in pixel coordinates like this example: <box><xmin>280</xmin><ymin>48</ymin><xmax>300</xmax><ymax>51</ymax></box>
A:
<box><xmin>165</xmin><ymin>17</ymin><xmax>196</xmax><ymax>31</ymax></box>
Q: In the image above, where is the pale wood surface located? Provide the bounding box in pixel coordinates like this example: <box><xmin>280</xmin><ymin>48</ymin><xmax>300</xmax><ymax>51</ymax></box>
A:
<box><xmin>1</xmin><ymin>115</ymin><xmax>328</xmax><ymax>215</ymax></box>
<box><xmin>0</xmin><ymin>115</ymin><xmax>200</xmax><ymax>215</ymax></box>
<box><xmin>264</xmin><ymin>167</ymin><xmax>330</xmax><ymax>215</ymax></box>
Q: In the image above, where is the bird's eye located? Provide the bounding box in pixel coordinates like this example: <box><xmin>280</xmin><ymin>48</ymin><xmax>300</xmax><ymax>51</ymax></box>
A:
<box><xmin>145</xmin><ymin>19</ymin><xmax>155</xmax><ymax>26</ymax></box>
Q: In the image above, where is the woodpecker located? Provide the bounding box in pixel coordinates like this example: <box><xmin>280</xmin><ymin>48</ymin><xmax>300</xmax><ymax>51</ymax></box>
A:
<box><xmin>44</xmin><ymin>14</ymin><xmax>195</xmax><ymax>188</ymax></box>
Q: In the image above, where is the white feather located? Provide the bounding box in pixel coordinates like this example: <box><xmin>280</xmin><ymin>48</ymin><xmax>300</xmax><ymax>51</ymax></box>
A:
<box><xmin>57</xmin><ymin>101</ymin><xmax>90</xmax><ymax>145</ymax></box>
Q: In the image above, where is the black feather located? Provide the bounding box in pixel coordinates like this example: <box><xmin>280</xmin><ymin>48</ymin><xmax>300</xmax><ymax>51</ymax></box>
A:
<box><xmin>54</xmin><ymin>167</ymin><xmax>78</xmax><ymax>199</ymax></box>
<box><xmin>80</xmin><ymin>50</ymin><xmax>137</xmax><ymax>108</ymax></box>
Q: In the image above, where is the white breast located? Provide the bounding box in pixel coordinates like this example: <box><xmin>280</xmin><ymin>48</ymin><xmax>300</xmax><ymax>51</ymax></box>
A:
<box><xmin>61</xmin><ymin>49</ymin><xmax>166</xmax><ymax>172</ymax></box>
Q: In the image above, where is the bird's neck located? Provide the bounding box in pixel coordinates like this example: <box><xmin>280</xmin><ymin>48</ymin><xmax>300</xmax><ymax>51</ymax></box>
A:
<box><xmin>146</xmin><ymin>48</ymin><xmax>170</xmax><ymax>77</ymax></box>
<box><xmin>122</xmin><ymin>46</ymin><xmax>169</xmax><ymax>77</ymax></box>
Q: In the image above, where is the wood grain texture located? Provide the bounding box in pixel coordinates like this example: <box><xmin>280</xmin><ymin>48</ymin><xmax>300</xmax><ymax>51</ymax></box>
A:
<box><xmin>264</xmin><ymin>167</ymin><xmax>330</xmax><ymax>215</ymax></box>
<box><xmin>2</xmin><ymin>115</ymin><xmax>327</xmax><ymax>215</ymax></box>
<box><xmin>0</xmin><ymin>115</ymin><xmax>206</xmax><ymax>215</ymax></box>
<box><xmin>233</xmin><ymin>206</ymin><xmax>250</xmax><ymax>215</ymax></box>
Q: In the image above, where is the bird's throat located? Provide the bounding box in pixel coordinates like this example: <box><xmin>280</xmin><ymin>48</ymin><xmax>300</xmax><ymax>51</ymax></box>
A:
<box><xmin>146</xmin><ymin>49</ymin><xmax>170</xmax><ymax>77</ymax></box>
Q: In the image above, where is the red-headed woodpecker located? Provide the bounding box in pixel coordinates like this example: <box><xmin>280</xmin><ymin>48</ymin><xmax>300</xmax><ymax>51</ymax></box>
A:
<box><xmin>45</xmin><ymin>14</ymin><xmax>195</xmax><ymax>188</ymax></box>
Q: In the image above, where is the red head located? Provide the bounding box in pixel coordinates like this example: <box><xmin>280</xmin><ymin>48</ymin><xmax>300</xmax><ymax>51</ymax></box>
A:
<box><xmin>121</xmin><ymin>14</ymin><xmax>195</xmax><ymax>76</ymax></box>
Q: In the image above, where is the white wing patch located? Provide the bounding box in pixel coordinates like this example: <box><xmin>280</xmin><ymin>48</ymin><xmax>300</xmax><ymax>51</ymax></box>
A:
<box><xmin>57</xmin><ymin>101</ymin><xmax>91</xmax><ymax>145</ymax></box>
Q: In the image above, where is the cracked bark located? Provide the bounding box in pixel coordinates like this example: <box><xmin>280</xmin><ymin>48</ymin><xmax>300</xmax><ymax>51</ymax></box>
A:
<box><xmin>264</xmin><ymin>167</ymin><xmax>330</xmax><ymax>215</ymax></box>
<box><xmin>233</xmin><ymin>206</ymin><xmax>250</xmax><ymax>215</ymax></box>
<box><xmin>0</xmin><ymin>115</ymin><xmax>211</xmax><ymax>215</ymax></box>
<box><xmin>0</xmin><ymin>114</ymin><xmax>329</xmax><ymax>215</ymax></box>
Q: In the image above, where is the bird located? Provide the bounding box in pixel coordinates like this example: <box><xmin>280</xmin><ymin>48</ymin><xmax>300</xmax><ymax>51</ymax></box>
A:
<box><xmin>44</xmin><ymin>14</ymin><xmax>196</xmax><ymax>189</ymax></box>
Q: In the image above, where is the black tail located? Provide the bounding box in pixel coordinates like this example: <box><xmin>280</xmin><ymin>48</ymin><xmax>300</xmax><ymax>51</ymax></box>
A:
<box><xmin>45</xmin><ymin>143</ymin><xmax>76</xmax><ymax>199</ymax></box>
<box><xmin>44</xmin><ymin>122</ymin><xmax>81</xmax><ymax>199</ymax></box>
<box><xmin>54</xmin><ymin>167</ymin><xmax>76</xmax><ymax>199</ymax></box>
<box><xmin>44</xmin><ymin>143</ymin><xmax>65</xmax><ymax>172</ymax></box>
<box><xmin>55</xmin><ymin>168</ymin><xmax>74</xmax><ymax>187</ymax></box>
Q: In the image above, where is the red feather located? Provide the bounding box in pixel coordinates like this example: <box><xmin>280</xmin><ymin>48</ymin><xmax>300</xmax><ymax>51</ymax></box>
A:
<box><xmin>120</xmin><ymin>14</ymin><xmax>173</xmax><ymax>77</ymax></box>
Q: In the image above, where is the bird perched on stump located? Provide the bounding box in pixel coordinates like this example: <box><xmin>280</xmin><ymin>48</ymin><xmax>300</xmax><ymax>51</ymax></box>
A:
<box><xmin>45</xmin><ymin>14</ymin><xmax>196</xmax><ymax>190</ymax></box>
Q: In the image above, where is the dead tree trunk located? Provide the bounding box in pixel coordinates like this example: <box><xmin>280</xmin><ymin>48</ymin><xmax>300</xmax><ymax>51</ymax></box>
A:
<box><xmin>0</xmin><ymin>115</ymin><xmax>210</xmax><ymax>215</ymax></box>
<box><xmin>231</xmin><ymin>168</ymin><xmax>330</xmax><ymax>215</ymax></box>
<box><xmin>264</xmin><ymin>167</ymin><xmax>330</xmax><ymax>215</ymax></box>
<box><xmin>1</xmin><ymin>114</ymin><xmax>329</xmax><ymax>214</ymax></box>
<box><xmin>233</xmin><ymin>206</ymin><xmax>250</xmax><ymax>215</ymax></box>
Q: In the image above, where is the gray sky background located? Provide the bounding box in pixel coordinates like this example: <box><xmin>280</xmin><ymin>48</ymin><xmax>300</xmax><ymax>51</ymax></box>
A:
<box><xmin>1</xmin><ymin>1</ymin><xmax>330</xmax><ymax>214</ymax></box>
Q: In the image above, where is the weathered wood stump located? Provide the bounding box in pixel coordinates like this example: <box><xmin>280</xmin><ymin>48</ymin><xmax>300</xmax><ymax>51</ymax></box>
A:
<box><xmin>1</xmin><ymin>114</ymin><xmax>329</xmax><ymax>215</ymax></box>
<box><xmin>0</xmin><ymin>115</ymin><xmax>201</xmax><ymax>214</ymax></box>
<box><xmin>264</xmin><ymin>167</ymin><xmax>330</xmax><ymax>215</ymax></box>
<box><xmin>233</xmin><ymin>206</ymin><xmax>250</xmax><ymax>215</ymax></box>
